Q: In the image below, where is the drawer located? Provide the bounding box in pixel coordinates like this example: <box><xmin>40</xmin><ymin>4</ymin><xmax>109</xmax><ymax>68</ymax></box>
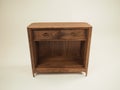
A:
<box><xmin>33</xmin><ymin>30</ymin><xmax>59</xmax><ymax>40</ymax></box>
<box><xmin>60</xmin><ymin>29</ymin><xmax>86</xmax><ymax>40</ymax></box>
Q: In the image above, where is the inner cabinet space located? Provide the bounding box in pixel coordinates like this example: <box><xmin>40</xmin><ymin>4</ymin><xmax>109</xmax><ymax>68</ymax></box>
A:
<box><xmin>34</xmin><ymin>41</ymin><xmax>86</xmax><ymax>68</ymax></box>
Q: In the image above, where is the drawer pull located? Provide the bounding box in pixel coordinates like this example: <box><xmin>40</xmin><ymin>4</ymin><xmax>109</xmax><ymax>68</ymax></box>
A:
<box><xmin>43</xmin><ymin>33</ymin><xmax>49</xmax><ymax>37</ymax></box>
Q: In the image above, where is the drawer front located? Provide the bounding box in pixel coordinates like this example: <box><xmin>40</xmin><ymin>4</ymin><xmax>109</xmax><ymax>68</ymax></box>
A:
<box><xmin>60</xmin><ymin>29</ymin><xmax>86</xmax><ymax>40</ymax></box>
<box><xmin>33</xmin><ymin>30</ymin><xmax>59</xmax><ymax>40</ymax></box>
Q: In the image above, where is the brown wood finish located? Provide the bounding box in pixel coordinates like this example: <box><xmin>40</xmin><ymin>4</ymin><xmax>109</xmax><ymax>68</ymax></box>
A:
<box><xmin>27</xmin><ymin>22</ymin><xmax>92</xmax><ymax>77</ymax></box>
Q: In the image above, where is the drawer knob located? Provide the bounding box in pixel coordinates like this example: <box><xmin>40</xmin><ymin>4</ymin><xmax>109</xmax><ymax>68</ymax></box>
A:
<box><xmin>43</xmin><ymin>33</ymin><xmax>49</xmax><ymax>37</ymax></box>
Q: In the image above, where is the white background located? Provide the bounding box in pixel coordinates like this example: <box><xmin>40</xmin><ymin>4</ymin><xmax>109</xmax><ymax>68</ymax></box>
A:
<box><xmin>0</xmin><ymin>0</ymin><xmax>120</xmax><ymax>90</ymax></box>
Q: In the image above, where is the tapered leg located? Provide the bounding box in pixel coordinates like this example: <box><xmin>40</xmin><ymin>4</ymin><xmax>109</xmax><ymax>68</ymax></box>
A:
<box><xmin>85</xmin><ymin>70</ymin><xmax>88</xmax><ymax>76</ymax></box>
<box><xmin>33</xmin><ymin>73</ymin><xmax>35</xmax><ymax>77</ymax></box>
<box><xmin>86</xmin><ymin>71</ymin><xmax>87</xmax><ymax>76</ymax></box>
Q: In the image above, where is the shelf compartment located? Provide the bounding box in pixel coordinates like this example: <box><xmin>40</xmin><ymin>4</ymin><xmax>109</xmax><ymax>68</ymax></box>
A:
<box><xmin>34</xmin><ymin>41</ymin><xmax>86</xmax><ymax>69</ymax></box>
<box><xmin>35</xmin><ymin>56</ymin><xmax>86</xmax><ymax>73</ymax></box>
<box><xmin>37</xmin><ymin>56</ymin><xmax>84</xmax><ymax>68</ymax></box>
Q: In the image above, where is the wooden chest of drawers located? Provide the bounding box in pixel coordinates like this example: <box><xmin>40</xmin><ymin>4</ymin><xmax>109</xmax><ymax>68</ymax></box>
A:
<box><xmin>27</xmin><ymin>22</ymin><xmax>92</xmax><ymax>77</ymax></box>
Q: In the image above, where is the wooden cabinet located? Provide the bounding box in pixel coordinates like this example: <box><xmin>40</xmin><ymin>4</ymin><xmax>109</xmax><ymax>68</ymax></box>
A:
<box><xmin>27</xmin><ymin>22</ymin><xmax>92</xmax><ymax>77</ymax></box>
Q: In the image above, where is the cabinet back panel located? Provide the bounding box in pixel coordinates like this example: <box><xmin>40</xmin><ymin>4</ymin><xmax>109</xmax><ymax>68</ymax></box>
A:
<box><xmin>35</xmin><ymin>41</ymin><xmax>86</xmax><ymax>66</ymax></box>
<box><xmin>38</xmin><ymin>41</ymin><xmax>81</xmax><ymax>57</ymax></box>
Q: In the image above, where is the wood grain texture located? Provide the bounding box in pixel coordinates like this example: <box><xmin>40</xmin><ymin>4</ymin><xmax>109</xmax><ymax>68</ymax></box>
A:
<box><xmin>27</xmin><ymin>22</ymin><xmax>92</xmax><ymax>29</ymax></box>
<box><xmin>33</xmin><ymin>29</ymin><xmax>87</xmax><ymax>41</ymax></box>
<box><xmin>27</xmin><ymin>22</ymin><xmax>92</xmax><ymax>77</ymax></box>
<box><xmin>36</xmin><ymin>67</ymin><xmax>86</xmax><ymax>73</ymax></box>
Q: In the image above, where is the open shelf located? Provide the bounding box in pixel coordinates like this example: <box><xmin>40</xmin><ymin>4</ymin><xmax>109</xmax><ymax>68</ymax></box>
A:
<box><xmin>34</xmin><ymin>41</ymin><xmax>86</xmax><ymax>71</ymax></box>
<box><xmin>37</xmin><ymin>56</ymin><xmax>84</xmax><ymax>68</ymax></box>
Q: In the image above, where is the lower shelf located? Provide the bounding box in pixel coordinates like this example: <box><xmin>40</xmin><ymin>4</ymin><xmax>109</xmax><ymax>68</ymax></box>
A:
<box><xmin>35</xmin><ymin>67</ymin><xmax>86</xmax><ymax>73</ymax></box>
<box><xmin>38</xmin><ymin>56</ymin><xmax>84</xmax><ymax>68</ymax></box>
<box><xmin>35</xmin><ymin>56</ymin><xmax>86</xmax><ymax>73</ymax></box>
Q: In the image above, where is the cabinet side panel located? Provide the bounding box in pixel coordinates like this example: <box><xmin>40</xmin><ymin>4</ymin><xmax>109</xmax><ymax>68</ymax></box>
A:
<box><xmin>85</xmin><ymin>27</ymin><xmax>92</xmax><ymax>70</ymax></box>
<box><xmin>27</xmin><ymin>28</ymin><xmax>36</xmax><ymax>76</ymax></box>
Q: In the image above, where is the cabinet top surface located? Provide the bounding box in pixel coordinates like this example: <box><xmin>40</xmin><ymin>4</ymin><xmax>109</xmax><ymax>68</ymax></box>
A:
<box><xmin>27</xmin><ymin>22</ymin><xmax>92</xmax><ymax>29</ymax></box>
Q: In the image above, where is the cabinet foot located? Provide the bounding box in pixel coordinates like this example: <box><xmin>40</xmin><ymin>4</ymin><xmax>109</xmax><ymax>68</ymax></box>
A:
<box><xmin>33</xmin><ymin>73</ymin><xmax>37</xmax><ymax>77</ymax></box>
